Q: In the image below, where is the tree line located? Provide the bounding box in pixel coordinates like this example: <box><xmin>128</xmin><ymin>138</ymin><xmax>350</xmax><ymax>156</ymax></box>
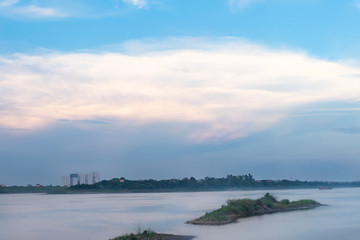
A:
<box><xmin>70</xmin><ymin>174</ymin><xmax>360</xmax><ymax>192</ymax></box>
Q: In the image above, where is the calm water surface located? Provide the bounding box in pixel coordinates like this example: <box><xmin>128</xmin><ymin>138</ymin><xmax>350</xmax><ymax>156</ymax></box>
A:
<box><xmin>1</xmin><ymin>188</ymin><xmax>359</xmax><ymax>240</ymax></box>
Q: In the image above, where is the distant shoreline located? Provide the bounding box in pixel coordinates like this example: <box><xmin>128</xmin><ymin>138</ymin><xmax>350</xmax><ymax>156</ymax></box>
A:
<box><xmin>1</xmin><ymin>186</ymin><xmax>359</xmax><ymax>194</ymax></box>
<box><xmin>2</xmin><ymin>174</ymin><xmax>360</xmax><ymax>194</ymax></box>
<box><xmin>1</xmin><ymin>185</ymin><xmax>359</xmax><ymax>194</ymax></box>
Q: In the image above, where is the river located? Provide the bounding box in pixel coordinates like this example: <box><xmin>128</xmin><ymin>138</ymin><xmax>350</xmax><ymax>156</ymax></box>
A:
<box><xmin>1</xmin><ymin>188</ymin><xmax>359</xmax><ymax>240</ymax></box>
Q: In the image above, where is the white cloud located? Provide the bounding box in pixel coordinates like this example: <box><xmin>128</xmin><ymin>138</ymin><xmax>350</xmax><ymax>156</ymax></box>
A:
<box><xmin>1</xmin><ymin>38</ymin><xmax>360</xmax><ymax>141</ymax></box>
<box><xmin>0</xmin><ymin>0</ymin><xmax>18</xmax><ymax>7</ymax></box>
<box><xmin>0</xmin><ymin>0</ymin><xmax>146</xmax><ymax>18</ymax></box>
<box><xmin>123</xmin><ymin>0</ymin><xmax>147</xmax><ymax>9</ymax></box>
<box><xmin>228</xmin><ymin>0</ymin><xmax>264</xmax><ymax>9</ymax></box>
<box><xmin>14</xmin><ymin>5</ymin><xmax>65</xmax><ymax>17</ymax></box>
<box><xmin>0</xmin><ymin>0</ymin><xmax>65</xmax><ymax>18</ymax></box>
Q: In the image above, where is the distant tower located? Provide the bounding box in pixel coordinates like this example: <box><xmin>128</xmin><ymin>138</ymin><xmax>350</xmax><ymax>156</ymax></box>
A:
<box><xmin>61</xmin><ymin>176</ymin><xmax>70</xmax><ymax>186</ymax></box>
<box><xmin>78</xmin><ymin>174</ymin><xmax>86</xmax><ymax>185</ymax></box>
<box><xmin>93</xmin><ymin>171</ymin><xmax>100</xmax><ymax>183</ymax></box>
<box><xmin>63</xmin><ymin>171</ymin><xmax>100</xmax><ymax>186</ymax></box>
<box><xmin>85</xmin><ymin>173</ymin><xmax>93</xmax><ymax>184</ymax></box>
<box><xmin>70</xmin><ymin>173</ymin><xmax>80</xmax><ymax>186</ymax></box>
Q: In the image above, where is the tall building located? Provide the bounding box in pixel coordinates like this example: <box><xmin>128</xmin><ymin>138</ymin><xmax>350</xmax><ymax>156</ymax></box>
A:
<box><xmin>70</xmin><ymin>173</ymin><xmax>79</xmax><ymax>186</ymax></box>
<box><xmin>61</xmin><ymin>176</ymin><xmax>70</xmax><ymax>186</ymax></box>
<box><xmin>62</xmin><ymin>171</ymin><xmax>100</xmax><ymax>186</ymax></box>
<box><xmin>85</xmin><ymin>173</ymin><xmax>93</xmax><ymax>184</ymax></box>
<box><xmin>93</xmin><ymin>171</ymin><xmax>100</xmax><ymax>183</ymax></box>
<box><xmin>79</xmin><ymin>174</ymin><xmax>86</xmax><ymax>185</ymax></box>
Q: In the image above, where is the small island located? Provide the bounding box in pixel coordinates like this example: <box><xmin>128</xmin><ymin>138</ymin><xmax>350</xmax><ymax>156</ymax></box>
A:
<box><xmin>110</xmin><ymin>229</ymin><xmax>195</xmax><ymax>240</ymax></box>
<box><xmin>187</xmin><ymin>193</ymin><xmax>322</xmax><ymax>225</ymax></box>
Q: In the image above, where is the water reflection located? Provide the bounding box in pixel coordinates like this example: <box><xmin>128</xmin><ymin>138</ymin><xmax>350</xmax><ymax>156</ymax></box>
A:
<box><xmin>0</xmin><ymin>188</ymin><xmax>359</xmax><ymax>240</ymax></box>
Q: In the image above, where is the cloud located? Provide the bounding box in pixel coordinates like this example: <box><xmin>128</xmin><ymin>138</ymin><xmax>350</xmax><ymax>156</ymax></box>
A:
<box><xmin>0</xmin><ymin>0</ymin><xmax>147</xmax><ymax>19</ymax></box>
<box><xmin>228</xmin><ymin>0</ymin><xmax>264</xmax><ymax>9</ymax></box>
<box><xmin>0</xmin><ymin>0</ymin><xmax>18</xmax><ymax>7</ymax></box>
<box><xmin>0</xmin><ymin>0</ymin><xmax>65</xmax><ymax>18</ymax></box>
<box><xmin>14</xmin><ymin>5</ymin><xmax>65</xmax><ymax>17</ymax></box>
<box><xmin>123</xmin><ymin>0</ymin><xmax>147</xmax><ymax>9</ymax></box>
<box><xmin>355</xmin><ymin>1</ymin><xmax>360</xmax><ymax>8</ymax></box>
<box><xmin>334</xmin><ymin>127</ymin><xmax>360</xmax><ymax>134</ymax></box>
<box><xmin>1</xmin><ymin>38</ymin><xmax>360</xmax><ymax>142</ymax></box>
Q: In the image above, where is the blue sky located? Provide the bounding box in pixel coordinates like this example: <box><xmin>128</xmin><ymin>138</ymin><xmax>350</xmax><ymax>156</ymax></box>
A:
<box><xmin>1</xmin><ymin>0</ymin><xmax>360</xmax><ymax>185</ymax></box>
<box><xmin>1</xmin><ymin>0</ymin><xmax>360</xmax><ymax>59</ymax></box>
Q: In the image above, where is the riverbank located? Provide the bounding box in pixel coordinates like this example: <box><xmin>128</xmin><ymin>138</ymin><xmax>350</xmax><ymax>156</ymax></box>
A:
<box><xmin>2</xmin><ymin>185</ymin><xmax>358</xmax><ymax>194</ymax></box>
<box><xmin>186</xmin><ymin>193</ymin><xmax>322</xmax><ymax>225</ymax></box>
<box><xmin>2</xmin><ymin>174</ymin><xmax>360</xmax><ymax>194</ymax></box>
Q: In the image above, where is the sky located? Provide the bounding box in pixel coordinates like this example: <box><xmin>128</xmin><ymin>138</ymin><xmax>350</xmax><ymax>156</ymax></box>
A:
<box><xmin>1</xmin><ymin>0</ymin><xmax>360</xmax><ymax>185</ymax></box>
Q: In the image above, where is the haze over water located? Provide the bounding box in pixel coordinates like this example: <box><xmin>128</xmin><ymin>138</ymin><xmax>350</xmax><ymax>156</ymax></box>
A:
<box><xmin>1</xmin><ymin>188</ymin><xmax>359</xmax><ymax>240</ymax></box>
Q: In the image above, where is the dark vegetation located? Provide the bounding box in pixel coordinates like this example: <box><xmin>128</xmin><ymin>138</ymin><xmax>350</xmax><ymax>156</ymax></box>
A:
<box><xmin>68</xmin><ymin>174</ymin><xmax>360</xmax><ymax>193</ymax></box>
<box><xmin>1</xmin><ymin>174</ymin><xmax>360</xmax><ymax>194</ymax></box>
<box><xmin>111</xmin><ymin>229</ymin><xmax>157</xmax><ymax>240</ymax></box>
<box><xmin>187</xmin><ymin>193</ymin><xmax>321</xmax><ymax>225</ymax></box>
<box><xmin>110</xmin><ymin>229</ymin><xmax>194</xmax><ymax>240</ymax></box>
<box><xmin>0</xmin><ymin>185</ymin><xmax>63</xmax><ymax>194</ymax></box>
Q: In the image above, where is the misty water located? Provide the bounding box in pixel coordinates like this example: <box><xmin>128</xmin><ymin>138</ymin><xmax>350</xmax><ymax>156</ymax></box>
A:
<box><xmin>1</xmin><ymin>188</ymin><xmax>360</xmax><ymax>240</ymax></box>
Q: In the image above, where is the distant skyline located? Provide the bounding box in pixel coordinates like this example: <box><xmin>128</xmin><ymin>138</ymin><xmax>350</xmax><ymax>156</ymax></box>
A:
<box><xmin>1</xmin><ymin>0</ymin><xmax>360</xmax><ymax>185</ymax></box>
<box><xmin>61</xmin><ymin>171</ymin><xmax>100</xmax><ymax>186</ymax></box>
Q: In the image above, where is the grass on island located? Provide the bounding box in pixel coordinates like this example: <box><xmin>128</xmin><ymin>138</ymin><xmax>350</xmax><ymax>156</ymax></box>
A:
<box><xmin>110</xmin><ymin>228</ymin><xmax>195</xmax><ymax>240</ymax></box>
<box><xmin>110</xmin><ymin>229</ymin><xmax>157</xmax><ymax>240</ymax></box>
<box><xmin>192</xmin><ymin>193</ymin><xmax>320</xmax><ymax>224</ymax></box>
